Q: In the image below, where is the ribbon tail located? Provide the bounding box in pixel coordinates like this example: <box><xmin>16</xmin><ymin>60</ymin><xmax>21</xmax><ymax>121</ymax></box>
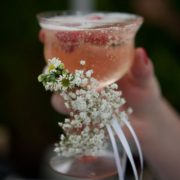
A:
<box><xmin>106</xmin><ymin>124</ymin><xmax>124</xmax><ymax>180</ymax></box>
<box><xmin>122</xmin><ymin>149</ymin><xmax>127</xmax><ymax>178</ymax></box>
<box><xmin>121</xmin><ymin>115</ymin><xmax>143</xmax><ymax>180</ymax></box>
<box><xmin>111</xmin><ymin>118</ymin><xmax>138</xmax><ymax>180</ymax></box>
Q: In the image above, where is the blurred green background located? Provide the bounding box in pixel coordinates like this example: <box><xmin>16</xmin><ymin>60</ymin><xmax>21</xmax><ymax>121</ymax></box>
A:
<box><xmin>0</xmin><ymin>0</ymin><xmax>179</xmax><ymax>178</ymax></box>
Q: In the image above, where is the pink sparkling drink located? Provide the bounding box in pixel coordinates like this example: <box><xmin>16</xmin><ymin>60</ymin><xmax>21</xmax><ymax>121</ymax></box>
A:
<box><xmin>37</xmin><ymin>12</ymin><xmax>143</xmax><ymax>87</ymax></box>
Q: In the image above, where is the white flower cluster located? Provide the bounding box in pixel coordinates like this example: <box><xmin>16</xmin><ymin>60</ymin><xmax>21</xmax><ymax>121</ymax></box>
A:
<box><xmin>38</xmin><ymin>58</ymin><xmax>74</xmax><ymax>92</ymax></box>
<box><xmin>38</xmin><ymin>58</ymin><xmax>131</xmax><ymax>157</ymax></box>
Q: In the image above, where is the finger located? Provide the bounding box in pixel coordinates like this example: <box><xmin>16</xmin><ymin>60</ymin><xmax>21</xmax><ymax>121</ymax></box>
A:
<box><xmin>119</xmin><ymin>47</ymin><xmax>154</xmax><ymax>89</ymax></box>
<box><xmin>117</xmin><ymin>47</ymin><xmax>161</xmax><ymax>114</ymax></box>
<box><xmin>51</xmin><ymin>93</ymin><xmax>70</xmax><ymax>115</ymax></box>
<box><xmin>131</xmin><ymin>47</ymin><xmax>154</xmax><ymax>86</ymax></box>
<box><xmin>131</xmin><ymin>48</ymin><xmax>161</xmax><ymax>98</ymax></box>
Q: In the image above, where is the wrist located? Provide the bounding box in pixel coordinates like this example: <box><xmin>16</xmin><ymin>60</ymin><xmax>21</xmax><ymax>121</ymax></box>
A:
<box><xmin>133</xmin><ymin>95</ymin><xmax>179</xmax><ymax>148</ymax></box>
<box><xmin>136</xmin><ymin>98</ymin><xmax>179</xmax><ymax>159</ymax></box>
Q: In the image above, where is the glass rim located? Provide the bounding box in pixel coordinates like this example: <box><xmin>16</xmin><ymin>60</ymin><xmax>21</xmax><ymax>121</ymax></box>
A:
<box><xmin>37</xmin><ymin>10</ymin><xmax>143</xmax><ymax>30</ymax></box>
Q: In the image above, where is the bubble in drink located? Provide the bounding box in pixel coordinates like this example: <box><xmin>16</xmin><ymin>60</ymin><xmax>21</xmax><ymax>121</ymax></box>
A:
<box><xmin>38</xmin><ymin>12</ymin><xmax>143</xmax><ymax>87</ymax></box>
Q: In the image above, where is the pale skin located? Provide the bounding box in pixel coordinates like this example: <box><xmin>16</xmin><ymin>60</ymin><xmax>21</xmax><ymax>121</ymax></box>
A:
<box><xmin>50</xmin><ymin>47</ymin><xmax>180</xmax><ymax>180</ymax></box>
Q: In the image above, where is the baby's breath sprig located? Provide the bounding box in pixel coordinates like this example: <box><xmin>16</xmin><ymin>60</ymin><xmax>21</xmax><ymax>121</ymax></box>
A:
<box><xmin>38</xmin><ymin>57</ymin><xmax>131</xmax><ymax>157</ymax></box>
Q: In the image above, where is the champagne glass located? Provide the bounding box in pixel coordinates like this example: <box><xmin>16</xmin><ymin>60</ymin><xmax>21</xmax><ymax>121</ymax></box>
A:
<box><xmin>37</xmin><ymin>11</ymin><xmax>143</xmax><ymax>180</ymax></box>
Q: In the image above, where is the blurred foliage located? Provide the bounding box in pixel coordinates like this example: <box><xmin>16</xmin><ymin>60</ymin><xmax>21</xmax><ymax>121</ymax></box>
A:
<box><xmin>0</xmin><ymin>0</ymin><xmax>68</xmax><ymax>178</ymax></box>
<box><xmin>0</xmin><ymin>0</ymin><xmax>179</xmax><ymax>178</ymax></box>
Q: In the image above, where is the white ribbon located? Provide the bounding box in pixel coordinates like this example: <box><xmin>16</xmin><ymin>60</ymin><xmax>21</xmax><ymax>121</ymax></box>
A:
<box><xmin>106</xmin><ymin>124</ymin><xmax>124</xmax><ymax>180</ymax></box>
<box><xmin>121</xmin><ymin>149</ymin><xmax>127</xmax><ymax>178</ymax></box>
<box><xmin>111</xmin><ymin>118</ymin><xmax>139</xmax><ymax>180</ymax></box>
<box><xmin>121</xmin><ymin>115</ymin><xmax>143</xmax><ymax>180</ymax></box>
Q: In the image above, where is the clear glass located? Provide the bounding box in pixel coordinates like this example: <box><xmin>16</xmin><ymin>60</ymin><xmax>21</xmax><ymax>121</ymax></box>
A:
<box><xmin>50</xmin><ymin>150</ymin><xmax>117</xmax><ymax>180</ymax></box>
<box><xmin>37</xmin><ymin>11</ymin><xmax>143</xmax><ymax>88</ymax></box>
<box><xmin>37</xmin><ymin>11</ymin><xmax>143</xmax><ymax>180</ymax></box>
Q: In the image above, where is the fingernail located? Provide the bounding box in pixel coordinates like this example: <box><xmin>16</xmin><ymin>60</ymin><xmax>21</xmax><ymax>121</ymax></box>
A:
<box><xmin>138</xmin><ymin>48</ymin><xmax>149</xmax><ymax>65</ymax></box>
<box><xmin>132</xmin><ymin>48</ymin><xmax>150</xmax><ymax>77</ymax></box>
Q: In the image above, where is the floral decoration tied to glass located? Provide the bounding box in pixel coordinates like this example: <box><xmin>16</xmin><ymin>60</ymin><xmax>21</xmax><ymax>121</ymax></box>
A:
<box><xmin>37</xmin><ymin>11</ymin><xmax>143</xmax><ymax>180</ymax></box>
